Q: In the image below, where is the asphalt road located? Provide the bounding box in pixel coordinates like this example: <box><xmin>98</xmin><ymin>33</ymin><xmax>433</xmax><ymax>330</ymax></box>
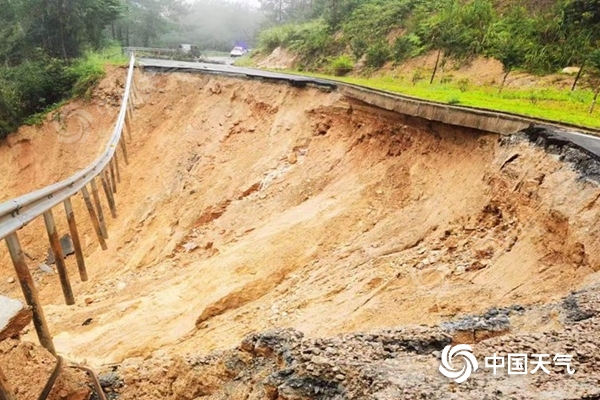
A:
<box><xmin>138</xmin><ymin>57</ymin><xmax>336</xmax><ymax>88</ymax></box>
<box><xmin>138</xmin><ymin>58</ymin><xmax>600</xmax><ymax>159</ymax></box>
<box><xmin>558</xmin><ymin>129</ymin><xmax>600</xmax><ymax>157</ymax></box>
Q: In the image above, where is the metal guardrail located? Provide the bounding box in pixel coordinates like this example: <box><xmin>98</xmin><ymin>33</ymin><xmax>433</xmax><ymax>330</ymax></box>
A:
<box><xmin>123</xmin><ymin>46</ymin><xmax>177</xmax><ymax>54</ymax></box>
<box><xmin>122</xmin><ymin>47</ymin><xmax>178</xmax><ymax>61</ymax></box>
<box><xmin>0</xmin><ymin>53</ymin><xmax>138</xmax><ymax>365</ymax></box>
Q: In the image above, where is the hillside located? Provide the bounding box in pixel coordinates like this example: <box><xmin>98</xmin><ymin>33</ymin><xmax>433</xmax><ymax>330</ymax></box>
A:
<box><xmin>250</xmin><ymin>0</ymin><xmax>600</xmax><ymax>120</ymax></box>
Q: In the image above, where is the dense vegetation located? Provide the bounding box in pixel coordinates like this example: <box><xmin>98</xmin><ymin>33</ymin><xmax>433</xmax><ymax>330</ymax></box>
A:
<box><xmin>0</xmin><ymin>0</ymin><xmax>267</xmax><ymax>140</ymax></box>
<box><xmin>0</xmin><ymin>0</ymin><xmax>123</xmax><ymax>139</ymax></box>
<box><xmin>257</xmin><ymin>0</ymin><xmax>600</xmax><ymax>90</ymax></box>
<box><xmin>0</xmin><ymin>0</ymin><xmax>199</xmax><ymax>140</ymax></box>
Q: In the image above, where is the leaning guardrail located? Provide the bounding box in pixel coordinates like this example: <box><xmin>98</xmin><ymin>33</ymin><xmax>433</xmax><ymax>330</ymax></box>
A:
<box><xmin>123</xmin><ymin>46</ymin><xmax>178</xmax><ymax>60</ymax></box>
<box><xmin>0</xmin><ymin>53</ymin><xmax>138</xmax><ymax>365</ymax></box>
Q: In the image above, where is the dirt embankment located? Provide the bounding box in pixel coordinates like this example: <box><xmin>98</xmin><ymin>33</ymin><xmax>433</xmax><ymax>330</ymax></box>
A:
<box><xmin>0</xmin><ymin>67</ymin><xmax>599</xmax><ymax>399</ymax></box>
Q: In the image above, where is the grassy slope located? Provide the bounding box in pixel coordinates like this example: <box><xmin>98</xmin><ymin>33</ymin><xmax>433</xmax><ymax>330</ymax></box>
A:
<box><xmin>288</xmin><ymin>71</ymin><xmax>600</xmax><ymax>130</ymax></box>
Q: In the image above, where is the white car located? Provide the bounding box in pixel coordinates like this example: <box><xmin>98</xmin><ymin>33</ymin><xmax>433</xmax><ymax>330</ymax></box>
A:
<box><xmin>230</xmin><ymin>46</ymin><xmax>244</xmax><ymax>57</ymax></box>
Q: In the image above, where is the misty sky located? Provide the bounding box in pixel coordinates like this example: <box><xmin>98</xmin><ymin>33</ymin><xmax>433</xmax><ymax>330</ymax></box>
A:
<box><xmin>189</xmin><ymin>0</ymin><xmax>261</xmax><ymax>7</ymax></box>
<box><xmin>234</xmin><ymin>0</ymin><xmax>261</xmax><ymax>6</ymax></box>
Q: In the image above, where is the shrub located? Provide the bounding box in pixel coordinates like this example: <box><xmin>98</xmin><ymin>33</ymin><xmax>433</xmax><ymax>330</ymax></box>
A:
<box><xmin>440</xmin><ymin>74</ymin><xmax>453</xmax><ymax>84</ymax></box>
<box><xmin>329</xmin><ymin>55</ymin><xmax>354</xmax><ymax>76</ymax></box>
<box><xmin>448</xmin><ymin>96</ymin><xmax>461</xmax><ymax>105</ymax></box>
<box><xmin>350</xmin><ymin>37</ymin><xmax>367</xmax><ymax>60</ymax></box>
<box><xmin>527</xmin><ymin>92</ymin><xmax>538</xmax><ymax>104</ymax></box>
<box><xmin>412</xmin><ymin>69</ymin><xmax>424</xmax><ymax>85</ymax></box>
<box><xmin>0</xmin><ymin>59</ymin><xmax>76</xmax><ymax>138</ymax></box>
<box><xmin>365</xmin><ymin>41</ymin><xmax>390</xmax><ymax>68</ymax></box>
<box><xmin>391</xmin><ymin>34</ymin><xmax>423</xmax><ymax>63</ymax></box>
<box><xmin>6</xmin><ymin>58</ymin><xmax>75</xmax><ymax>112</ymax></box>
<box><xmin>258</xmin><ymin>25</ymin><xmax>292</xmax><ymax>52</ymax></box>
<box><xmin>258</xmin><ymin>20</ymin><xmax>333</xmax><ymax>57</ymax></box>
<box><xmin>457</xmin><ymin>77</ymin><xmax>470</xmax><ymax>92</ymax></box>
<box><xmin>68</xmin><ymin>54</ymin><xmax>106</xmax><ymax>99</ymax></box>
<box><xmin>0</xmin><ymin>46</ymin><xmax>120</xmax><ymax>139</ymax></box>
<box><xmin>287</xmin><ymin>20</ymin><xmax>332</xmax><ymax>57</ymax></box>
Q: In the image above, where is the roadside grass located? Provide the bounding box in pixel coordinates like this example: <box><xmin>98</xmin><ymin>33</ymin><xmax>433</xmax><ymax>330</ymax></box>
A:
<box><xmin>283</xmin><ymin>71</ymin><xmax>600</xmax><ymax>130</ymax></box>
<box><xmin>233</xmin><ymin>54</ymin><xmax>256</xmax><ymax>67</ymax></box>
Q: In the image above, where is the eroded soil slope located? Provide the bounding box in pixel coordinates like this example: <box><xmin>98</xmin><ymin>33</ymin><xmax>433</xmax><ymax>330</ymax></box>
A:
<box><xmin>0</xmin><ymin>67</ymin><xmax>599</xmax><ymax>383</ymax></box>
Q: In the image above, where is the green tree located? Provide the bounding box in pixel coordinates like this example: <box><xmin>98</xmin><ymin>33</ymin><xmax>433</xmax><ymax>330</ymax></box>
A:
<box><xmin>415</xmin><ymin>0</ymin><xmax>496</xmax><ymax>83</ymax></box>
<box><xmin>13</xmin><ymin>0</ymin><xmax>121</xmax><ymax>59</ymax></box>
<box><xmin>561</xmin><ymin>0</ymin><xmax>600</xmax><ymax>90</ymax></box>
<box><xmin>488</xmin><ymin>7</ymin><xmax>533</xmax><ymax>92</ymax></box>
<box><xmin>0</xmin><ymin>0</ymin><xmax>122</xmax><ymax>138</ymax></box>
<box><xmin>112</xmin><ymin>0</ymin><xmax>187</xmax><ymax>47</ymax></box>
<box><xmin>312</xmin><ymin>0</ymin><xmax>361</xmax><ymax>28</ymax></box>
<box><xmin>0</xmin><ymin>0</ymin><xmax>26</xmax><ymax>66</ymax></box>
<box><xmin>259</xmin><ymin>0</ymin><xmax>314</xmax><ymax>25</ymax></box>
<box><xmin>588</xmin><ymin>49</ymin><xmax>600</xmax><ymax>113</ymax></box>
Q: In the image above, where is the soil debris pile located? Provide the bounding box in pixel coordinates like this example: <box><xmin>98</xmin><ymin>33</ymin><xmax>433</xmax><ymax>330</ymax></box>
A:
<box><xmin>104</xmin><ymin>284</ymin><xmax>600</xmax><ymax>399</ymax></box>
<box><xmin>0</xmin><ymin>339</ymin><xmax>90</xmax><ymax>400</ymax></box>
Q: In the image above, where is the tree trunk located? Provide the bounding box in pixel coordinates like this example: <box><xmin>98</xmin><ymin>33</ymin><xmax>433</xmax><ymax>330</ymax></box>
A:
<box><xmin>571</xmin><ymin>59</ymin><xmax>586</xmax><ymax>92</ymax></box>
<box><xmin>590</xmin><ymin>88</ymin><xmax>599</xmax><ymax>114</ymax></box>
<box><xmin>59</xmin><ymin>0</ymin><xmax>68</xmax><ymax>59</ymax></box>
<box><xmin>278</xmin><ymin>0</ymin><xmax>283</xmax><ymax>24</ymax></box>
<box><xmin>430</xmin><ymin>50</ymin><xmax>441</xmax><ymax>84</ymax></box>
<box><xmin>499</xmin><ymin>70</ymin><xmax>510</xmax><ymax>94</ymax></box>
<box><xmin>439</xmin><ymin>57</ymin><xmax>447</xmax><ymax>83</ymax></box>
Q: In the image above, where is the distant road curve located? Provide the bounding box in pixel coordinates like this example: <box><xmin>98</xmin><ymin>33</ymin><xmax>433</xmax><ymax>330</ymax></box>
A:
<box><xmin>138</xmin><ymin>58</ymin><xmax>600</xmax><ymax>159</ymax></box>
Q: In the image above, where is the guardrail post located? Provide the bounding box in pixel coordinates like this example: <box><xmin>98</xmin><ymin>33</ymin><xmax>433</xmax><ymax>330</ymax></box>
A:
<box><xmin>43</xmin><ymin>210</ymin><xmax>75</xmax><ymax>306</ymax></box>
<box><xmin>81</xmin><ymin>186</ymin><xmax>107</xmax><ymax>250</ymax></box>
<box><xmin>101</xmin><ymin>170</ymin><xmax>117</xmax><ymax>218</ymax></box>
<box><xmin>5</xmin><ymin>233</ymin><xmax>56</xmax><ymax>355</ymax></box>
<box><xmin>131</xmin><ymin>80</ymin><xmax>140</xmax><ymax>105</ymax></box>
<box><xmin>0</xmin><ymin>364</ymin><xmax>16</xmax><ymax>400</ymax></box>
<box><xmin>119</xmin><ymin>138</ymin><xmax>129</xmax><ymax>165</ymax></box>
<box><xmin>114</xmin><ymin>153</ymin><xmax>121</xmax><ymax>183</ymax></box>
<box><xmin>109</xmin><ymin>159</ymin><xmax>117</xmax><ymax>193</ymax></box>
<box><xmin>90</xmin><ymin>178</ymin><xmax>108</xmax><ymax>239</ymax></box>
<box><xmin>63</xmin><ymin>198</ymin><xmax>87</xmax><ymax>282</ymax></box>
<box><xmin>128</xmin><ymin>95</ymin><xmax>134</xmax><ymax>119</ymax></box>
<box><xmin>125</xmin><ymin>108</ymin><xmax>133</xmax><ymax>140</ymax></box>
